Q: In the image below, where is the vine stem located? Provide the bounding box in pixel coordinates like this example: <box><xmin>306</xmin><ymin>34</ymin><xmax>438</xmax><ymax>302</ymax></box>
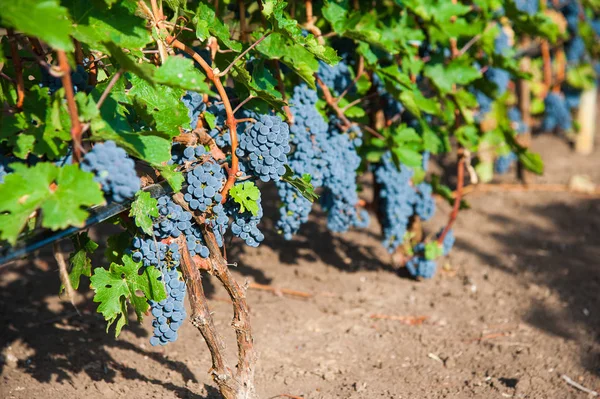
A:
<box><xmin>166</xmin><ymin>38</ymin><xmax>239</xmax><ymax>202</ymax></box>
<box><xmin>7</xmin><ymin>30</ymin><xmax>25</xmax><ymax>110</ymax></box>
<box><xmin>315</xmin><ymin>75</ymin><xmax>352</xmax><ymax>128</ymax></box>
<box><xmin>540</xmin><ymin>40</ymin><xmax>552</xmax><ymax>96</ymax></box>
<box><xmin>437</xmin><ymin>149</ymin><xmax>465</xmax><ymax>244</ymax></box>
<box><xmin>239</xmin><ymin>0</ymin><xmax>248</xmax><ymax>42</ymax></box>
<box><xmin>218</xmin><ymin>32</ymin><xmax>271</xmax><ymax>77</ymax></box>
<box><xmin>175</xmin><ymin>234</ymin><xmax>237</xmax><ymax>398</ymax></box>
<box><xmin>304</xmin><ymin>0</ymin><xmax>324</xmax><ymax>44</ymax></box>
<box><xmin>57</xmin><ymin>50</ymin><xmax>83</xmax><ymax>163</ymax></box>
<box><xmin>273</xmin><ymin>60</ymin><xmax>294</xmax><ymax>123</ymax></box>
<box><xmin>96</xmin><ymin>68</ymin><xmax>124</xmax><ymax>110</ymax></box>
<box><xmin>172</xmin><ymin>194</ymin><xmax>257</xmax><ymax>398</ymax></box>
<box><xmin>336</xmin><ymin>56</ymin><xmax>364</xmax><ymax>104</ymax></box>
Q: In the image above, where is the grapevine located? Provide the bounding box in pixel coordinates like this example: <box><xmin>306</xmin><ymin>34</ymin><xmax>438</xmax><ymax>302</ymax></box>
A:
<box><xmin>0</xmin><ymin>0</ymin><xmax>599</xmax><ymax>397</ymax></box>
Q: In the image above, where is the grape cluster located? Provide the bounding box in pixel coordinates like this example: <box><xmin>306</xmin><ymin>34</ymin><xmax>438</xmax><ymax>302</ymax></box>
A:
<box><xmin>562</xmin><ymin>1</ymin><xmax>580</xmax><ymax>32</ymax></box>
<box><xmin>373</xmin><ymin>73</ymin><xmax>404</xmax><ymax>120</ymax></box>
<box><xmin>438</xmin><ymin>228</ymin><xmax>456</xmax><ymax>256</ymax></box>
<box><xmin>406</xmin><ymin>244</ymin><xmax>437</xmax><ymax>279</ymax></box>
<box><xmin>515</xmin><ymin>0</ymin><xmax>539</xmax><ymax>15</ymax></box>
<box><xmin>41</xmin><ymin>65</ymin><xmax>89</xmax><ymax>94</ymax></box>
<box><xmin>542</xmin><ymin>92</ymin><xmax>572</xmax><ymax>131</ymax></box>
<box><xmin>80</xmin><ymin>140</ymin><xmax>140</xmax><ymax>203</ymax></box>
<box><xmin>374</xmin><ymin>153</ymin><xmax>418</xmax><ymax>253</ymax></box>
<box><xmin>227</xmin><ymin>190</ymin><xmax>265</xmax><ymax>247</ymax></box>
<box><xmin>149</xmin><ymin>266</ymin><xmax>187</xmax><ymax>346</ymax></box>
<box><xmin>414</xmin><ymin>183</ymin><xmax>436</xmax><ymax>221</ymax></box>
<box><xmin>565</xmin><ymin>36</ymin><xmax>586</xmax><ymax>63</ymax></box>
<box><xmin>130</xmin><ymin>236</ymin><xmax>187</xmax><ymax>346</ymax></box>
<box><xmin>495</xmin><ymin>152</ymin><xmax>518</xmax><ymax>174</ymax></box>
<box><xmin>207</xmin><ymin>102</ymin><xmax>231</xmax><ymax>147</ymax></box>
<box><xmin>485</xmin><ymin>67</ymin><xmax>510</xmax><ymax>96</ymax></box>
<box><xmin>494</xmin><ymin>27</ymin><xmax>511</xmax><ymax>56</ymax></box>
<box><xmin>276</xmin><ymin>85</ymin><xmax>328</xmax><ymax>238</ymax></box>
<box><xmin>182</xmin><ymin>91</ymin><xmax>207</xmax><ymax>130</ymax></box>
<box><xmin>237</xmin><ymin>115</ymin><xmax>290</xmax><ymax>182</ymax></box>
<box><xmin>153</xmin><ymin>196</ymin><xmax>193</xmax><ymax>240</ymax></box>
<box><xmin>184</xmin><ymin>156</ymin><xmax>226</xmax><ymax>212</ymax></box>
<box><xmin>564</xmin><ymin>86</ymin><xmax>582</xmax><ymax>109</ymax></box>
<box><xmin>320</xmin><ymin>123</ymin><xmax>363</xmax><ymax>233</ymax></box>
<box><xmin>317</xmin><ymin>60</ymin><xmax>353</xmax><ymax>95</ymax></box>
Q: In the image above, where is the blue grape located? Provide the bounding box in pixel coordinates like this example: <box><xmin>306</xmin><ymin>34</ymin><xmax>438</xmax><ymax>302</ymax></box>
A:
<box><xmin>182</xmin><ymin>91</ymin><xmax>207</xmax><ymax>130</ymax></box>
<box><xmin>185</xmin><ymin>157</ymin><xmax>226</xmax><ymax>212</ymax></box>
<box><xmin>515</xmin><ymin>0</ymin><xmax>539</xmax><ymax>15</ymax></box>
<box><xmin>422</xmin><ymin>151</ymin><xmax>430</xmax><ymax>171</ymax></box>
<box><xmin>317</xmin><ymin>60</ymin><xmax>353</xmax><ymax>96</ymax></box>
<box><xmin>80</xmin><ymin>140</ymin><xmax>140</xmax><ymax>203</ymax></box>
<box><xmin>276</xmin><ymin>84</ymin><xmax>328</xmax><ymax>239</ymax></box>
<box><xmin>406</xmin><ymin>244</ymin><xmax>437</xmax><ymax>279</ymax></box>
<box><xmin>226</xmin><ymin>188</ymin><xmax>264</xmax><ymax>247</ymax></box>
<box><xmin>562</xmin><ymin>1</ymin><xmax>579</xmax><ymax>33</ymax></box>
<box><xmin>372</xmin><ymin>73</ymin><xmax>404</xmax><ymax>120</ymax></box>
<box><xmin>507</xmin><ymin>107</ymin><xmax>527</xmax><ymax>134</ymax></box>
<box><xmin>320</xmin><ymin>123</ymin><xmax>363</xmax><ymax>233</ymax></box>
<box><xmin>437</xmin><ymin>228</ymin><xmax>455</xmax><ymax>256</ymax></box>
<box><xmin>40</xmin><ymin>64</ymin><xmax>89</xmax><ymax>94</ymax></box>
<box><xmin>485</xmin><ymin>67</ymin><xmax>510</xmax><ymax>96</ymax></box>
<box><xmin>542</xmin><ymin>92</ymin><xmax>572</xmax><ymax>131</ymax></box>
<box><xmin>236</xmin><ymin>115</ymin><xmax>290</xmax><ymax>182</ymax></box>
<box><xmin>564</xmin><ymin>86</ymin><xmax>581</xmax><ymax>109</ymax></box>
<box><xmin>494</xmin><ymin>152</ymin><xmax>518</xmax><ymax>174</ymax></box>
<box><xmin>494</xmin><ymin>27</ymin><xmax>510</xmax><ymax>56</ymax></box>
<box><xmin>414</xmin><ymin>183</ymin><xmax>436</xmax><ymax>221</ymax></box>
<box><xmin>374</xmin><ymin>153</ymin><xmax>418</xmax><ymax>253</ymax></box>
<box><xmin>565</xmin><ymin>36</ymin><xmax>585</xmax><ymax>63</ymax></box>
<box><xmin>207</xmin><ymin>102</ymin><xmax>231</xmax><ymax>147</ymax></box>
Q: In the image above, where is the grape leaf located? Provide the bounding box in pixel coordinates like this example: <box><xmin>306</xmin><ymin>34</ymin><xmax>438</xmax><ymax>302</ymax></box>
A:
<box><xmin>0</xmin><ymin>163</ymin><xmax>105</xmax><ymax>245</ymax></box>
<box><xmin>156</xmin><ymin>164</ymin><xmax>184</xmax><ymax>192</ymax></box>
<box><xmin>154</xmin><ymin>56</ymin><xmax>211</xmax><ymax>93</ymax></box>
<box><xmin>62</xmin><ymin>232</ymin><xmax>98</xmax><ymax>293</ymax></box>
<box><xmin>90</xmin><ymin>255</ymin><xmax>166</xmax><ymax>337</ymax></box>
<box><xmin>129</xmin><ymin>191</ymin><xmax>159</xmax><ymax>235</ymax></box>
<box><xmin>127</xmin><ymin>74</ymin><xmax>190</xmax><ymax>133</ymax></box>
<box><xmin>281</xmin><ymin>165</ymin><xmax>319</xmax><ymax>202</ymax></box>
<box><xmin>65</xmin><ymin>0</ymin><xmax>152</xmax><ymax>51</ymax></box>
<box><xmin>229</xmin><ymin>181</ymin><xmax>260</xmax><ymax>216</ymax></box>
<box><xmin>424</xmin><ymin>61</ymin><xmax>482</xmax><ymax>94</ymax></box>
<box><xmin>1</xmin><ymin>0</ymin><xmax>73</xmax><ymax>51</ymax></box>
<box><xmin>104</xmin><ymin>231</ymin><xmax>131</xmax><ymax>264</ymax></box>
<box><xmin>195</xmin><ymin>3</ymin><xmax>242</xmax><ymax>51</ymax></box>
<box><xmin>424</xmin><ymin>241</ymin><xmax>444</xmax><ymax>261</ymax></box>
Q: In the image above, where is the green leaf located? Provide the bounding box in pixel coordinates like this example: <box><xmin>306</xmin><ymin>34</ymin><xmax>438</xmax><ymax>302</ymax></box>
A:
<box><xmin>156</xmin><ymin>164</ymin><xmax>184</xmax><ymax>192</ymax></box>
<box><xmin>393</xmin><ymin>147</ymin><xmax>421</xmax><ymax>167</ymax></box>
<box><xmin>424</xmin><ymin>61</ymin><xmax>482</xmax><ymax>94</ymax></box>
<box><xmin>517</xmin><ymin>150</ymin><xmax>544</xmax><ymax>175</ymax></box>
<box><xmin>65</xmin><ymin>0</ymin><xmax>152</xmax><ymax>51</ymax></box>
<box><xmin>105</xmin><ymin>232</ymin><xmax>131</xmax><ymax>264</ymax></box>
<box><xmin>127</xmin><ymin>74</ymin><xmax>190</xmax><ymax>134</ymax></box>
<box><xmin>195</xmin><ymin>3</ymin><xmax>241</xmax><ymax>51</ymax></box>
<box><xmin>229</xmin><ymin>181</ymin><xmax>261</xmax><ymax>216</ymax></box>
<box><xmin>62</xmin><ymin>232</ymin><xmax>98</xmax><ymax>293</ymax></box>
<box><xmin>129</xmin><ymin>191</ymin><xmax>159</xmax><ymax>235</ymax></box>
<box><xmin>475</xmin><ymin>160</ymin><xmax>494</xmax><ymax>183</ymax></box>
<box><xmin>1</xmin><ymin>0</ymin><xmax>73</xmax><ymax>51</ymax></box>
<box><xmin>103</xmin><ymin>42</ymin><xmax>154</xmax><ymax>83</ymax></box>
<box><xmin>424</xmin><ymin>241</ymin><xmax>444</xmax><ymax>261</ymax></box>
<box><xmin>90</xmin><ymin>255</ymin><xmax>166</xmax><ymax>337</ymax></box>
<box><xmin>155</xmin><ymin>56</ymin><xmax>211</xmax><ymax>93</ymax></box>
<box><xmin>281</xmin><ymin>165</ymin><xmax>319</xmax><ymax>202</ymax></box>
<box><xmin>0</xmin><ymin>163</ymin><xmax>104</xmax><ymax>244</ymax></box>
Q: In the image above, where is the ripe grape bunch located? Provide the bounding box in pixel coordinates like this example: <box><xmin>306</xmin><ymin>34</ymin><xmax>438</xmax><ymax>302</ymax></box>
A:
<box><xmin>80</xmin><ymin>140</ymin><xmax>141</xmax><ymax>203</ymax></box>
<box><xmin>237</xmin><ymin>115</ymin><xmax>291</xmax><ymax>182</ymax></box>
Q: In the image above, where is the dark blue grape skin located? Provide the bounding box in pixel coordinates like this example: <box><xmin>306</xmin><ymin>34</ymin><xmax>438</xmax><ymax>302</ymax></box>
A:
<box><xmin>80</xmin><ymin>140</ymin><xmax>140</xmax><ymax>203</ymax></box>
<box><xmin>414</xmin><ymin>183</ymin><xmax>436</xmax><ymax>221</ymax></box>
<box><xmin>542</xmin><ymin>92</ymin><xmax>572</xmax><ymax>132</ymax></box>
<box><xmin>237</xmin><ymin>115</ymin><xmax>290</xmax><ymax>182</ymax></box>
<box><xmin>406</xmin><ymin>244</ymin><xmax>437</xmax><ymax>279</ymax></box>
<box><xmin>374</xmin><ymin>153</ymin><xmax>418</xmax><ymax>253</ymax></box>
<box><xmin>317</xmin><ymin>60</ymin><xmax>354</xmax><ymax>96</ymax></box>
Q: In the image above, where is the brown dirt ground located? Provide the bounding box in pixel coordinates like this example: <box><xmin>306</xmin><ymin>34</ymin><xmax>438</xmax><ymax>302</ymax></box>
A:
<box><xmin>1</xmin><ymin>133</ymin><xmax>600</xmax><ymax>399</ymax></box>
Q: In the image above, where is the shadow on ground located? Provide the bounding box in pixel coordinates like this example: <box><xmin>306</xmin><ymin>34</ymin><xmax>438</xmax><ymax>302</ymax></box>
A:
<box><xmin>0</xmin><ymin>238</ymin><xmax>220</xmax><ymax>399</ymax></box>
<box><xmin>457</xmin><ymin>197</ymin><xmax>600</xmax><ymax>375</ymax></box>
